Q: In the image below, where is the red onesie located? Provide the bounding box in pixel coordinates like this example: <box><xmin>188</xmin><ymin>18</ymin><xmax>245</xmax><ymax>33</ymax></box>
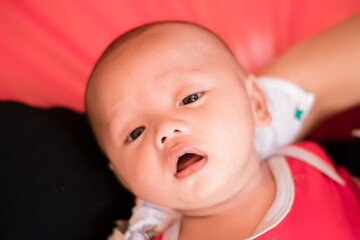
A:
<box><xmin>155</xmin><ymin>142</ymin><xmax>360</xmax><ymax>240</ymax></box>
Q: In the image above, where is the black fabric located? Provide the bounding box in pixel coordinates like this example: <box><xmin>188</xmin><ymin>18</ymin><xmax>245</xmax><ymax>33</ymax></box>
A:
<box><xmin>320</xmin><ymin>139</ymin><xmax>360</xmax><ymax>177</ymax></box>
<box><xmin>0</xmin><ymin>101</ymin><xmax>134</xmax><ymax>240</ymax></box>
<box><xmin>348</xmin><ymin>138</ymin><xmax>360</xmax><ymax>176</ymax></box>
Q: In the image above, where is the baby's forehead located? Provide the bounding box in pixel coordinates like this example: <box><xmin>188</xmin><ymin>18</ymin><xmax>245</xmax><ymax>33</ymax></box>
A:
<box><xmin>86</xmin><ymin>22</ymin><xmax>243</xmax><ymax>127</ymax></box>
<box><xmin>92</xmin><ymin>25</ymin><xmax>229</xmax><ymax>89</ymax></box>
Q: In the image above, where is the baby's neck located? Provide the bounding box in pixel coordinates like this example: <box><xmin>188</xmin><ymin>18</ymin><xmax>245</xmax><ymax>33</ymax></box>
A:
<box><xmin>179</xmin><ymin>161</ymin><xmax>276</xmax><ymax>240</ymax></box>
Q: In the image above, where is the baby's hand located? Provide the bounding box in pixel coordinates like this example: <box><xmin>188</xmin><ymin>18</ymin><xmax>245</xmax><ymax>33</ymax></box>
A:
<box><xmin>108</xmin><ymin>201</ymin><xmax>180</xmax><ymax>240</ymax></box>
<box><xmin>351</xmin><ymin>129</ymin><xmax>360</xmax><ymax>138</ymax></box>
<box><xmin>108</xmin><ymin>220</ymin><xmax>127</xmax><ymax>240</ymax></box>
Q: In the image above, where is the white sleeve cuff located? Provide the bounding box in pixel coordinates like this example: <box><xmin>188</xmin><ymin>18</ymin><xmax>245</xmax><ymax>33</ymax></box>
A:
<box><xmin>254</xmin><ymin>76</ymin><xmax>315</xmax><ymax>159</ymax></box>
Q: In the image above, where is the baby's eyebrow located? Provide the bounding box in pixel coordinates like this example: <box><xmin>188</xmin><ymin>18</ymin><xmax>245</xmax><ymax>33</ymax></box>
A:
<box><xmin>149</xmin><ymin>68</ymin><xmax>207</xmax><ymax>97</ymax></box>
<box><xmin>178</xmin><ymin>70</ymin><xmax>215</xmax><ymax>86</ymax></box>
<box><xmin>107</xmin><ymin>99</ymin><xmax>127</xmax><ymax>121</ymax></box>
<box><xmin>106</xmin><ymin>99</ymin><xmax>131</xmax><ymax>133</ymax></box>
<box><xmin>161</xmin><ymin>67</ymin><xmax>204</xmax><ymax>81</ymax></box>
<box><xmin>107</xmin><ymin>110</ymin><xmax>130</xmax><ymax>145</ymax></box>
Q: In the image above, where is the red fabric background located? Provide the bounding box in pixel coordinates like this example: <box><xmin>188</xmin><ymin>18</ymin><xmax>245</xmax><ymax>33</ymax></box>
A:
<box><xmin>0</xmin><ymin>0</ymin><xmax>359</xmax><ymax>113</ymax></box>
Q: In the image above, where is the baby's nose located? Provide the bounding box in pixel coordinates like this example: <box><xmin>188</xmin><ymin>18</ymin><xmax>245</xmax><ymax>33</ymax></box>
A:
<box><xmin>155</xmin><ymin>118</ymin><xmax>187</xmax><ymax>147</ymax></box>
<box><xmin>160</xmin><ymin>129</ymin><xmax>181</xmax><ymax>144</ymax></box>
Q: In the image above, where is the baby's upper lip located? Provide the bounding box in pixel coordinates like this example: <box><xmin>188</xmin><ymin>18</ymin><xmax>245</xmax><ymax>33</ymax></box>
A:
<box><xmin>167</xmin><ymin>143</ymin><xmax>206</xmax><ymax>176</ymax></box>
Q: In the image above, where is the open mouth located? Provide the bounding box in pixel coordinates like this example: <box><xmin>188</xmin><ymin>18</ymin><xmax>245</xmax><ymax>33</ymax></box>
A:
<box><xmin>168</xmin><ymin>145</ymin><xmax>207</xmax><ymax>178</ymax></box>
<box><xmin>177</xmin><ymin>153</ymin><xmax>204</xmax><ymax>173</ymax></box>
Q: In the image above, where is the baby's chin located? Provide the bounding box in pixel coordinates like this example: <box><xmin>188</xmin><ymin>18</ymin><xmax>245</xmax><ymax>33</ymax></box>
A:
<box><xmin>167</xmin><ymin>179</ymin><xmax>240</xmax><ymax>213</ymax></box>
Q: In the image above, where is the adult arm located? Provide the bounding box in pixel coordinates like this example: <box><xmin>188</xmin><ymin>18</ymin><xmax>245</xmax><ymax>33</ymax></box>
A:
<box><xmin>261</xmin><ymin>13</ymin><xmax>360</xmax><ymax>140</ymax></box>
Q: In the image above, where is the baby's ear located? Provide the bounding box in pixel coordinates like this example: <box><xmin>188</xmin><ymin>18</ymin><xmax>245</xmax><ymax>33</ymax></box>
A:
<box><xmin>245</xmin><ymin>75</ymin><xmax>272</xmax><ymax>127</ymax></box>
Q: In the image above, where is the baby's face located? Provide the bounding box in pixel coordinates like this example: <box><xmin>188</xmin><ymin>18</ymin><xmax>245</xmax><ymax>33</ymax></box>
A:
<box><xmin>87</xmin><ymin>24</ymin><xmax>270</xmax><ymax>212</ymax></box>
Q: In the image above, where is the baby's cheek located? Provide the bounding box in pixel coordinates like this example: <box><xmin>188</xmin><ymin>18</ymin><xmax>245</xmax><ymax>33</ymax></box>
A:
<box><xmin>125</xmin><ymin>164</ymin><xmax>162</xmax><ymax>201</ymax></box>
<box><xmin>124</xmin><ymin>170</ymin><xmax>154</xmax><ymax>201</ymax></box>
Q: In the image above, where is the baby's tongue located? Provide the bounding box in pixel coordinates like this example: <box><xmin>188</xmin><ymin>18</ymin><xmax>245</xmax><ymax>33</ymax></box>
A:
<box><xmin>177</xmin><ymin>153</ymin><xmax>202</xmax><ymax>173</ymax></box>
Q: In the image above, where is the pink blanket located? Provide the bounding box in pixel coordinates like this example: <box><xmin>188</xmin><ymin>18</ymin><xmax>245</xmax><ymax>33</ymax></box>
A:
<box><xmin>0</xmin><ymin>0</ymin><xmax>359</xmax><ymax>112</ymax></box>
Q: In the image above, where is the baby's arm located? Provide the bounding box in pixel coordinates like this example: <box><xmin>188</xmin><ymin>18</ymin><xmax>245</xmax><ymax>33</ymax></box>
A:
<box><xmin>261</xmin><ymin>13</ymin><xmax>360</xmax><ymax>140</ymax></box>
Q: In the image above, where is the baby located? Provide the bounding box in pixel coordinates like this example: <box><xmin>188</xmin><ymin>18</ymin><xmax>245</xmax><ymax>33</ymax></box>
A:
<box><xmin>86</xmin><ymin>21</ymin><xmax>360</xmax><ymax>239</ymax></box>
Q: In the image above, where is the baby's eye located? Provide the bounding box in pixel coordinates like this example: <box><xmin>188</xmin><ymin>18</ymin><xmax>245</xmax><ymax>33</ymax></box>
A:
<box><xmin>126</xmin><ymin>126</ymin><xmax>146</xmax><ymax>142</ymax></box>
<box><xmin>180</xmin><ymin>92</ymin><xmax>203</xmax><ymax>106</ymax></box>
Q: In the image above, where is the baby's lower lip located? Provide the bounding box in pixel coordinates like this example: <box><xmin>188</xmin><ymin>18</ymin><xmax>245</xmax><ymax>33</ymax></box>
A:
<box><xmin>175</xmin><ymin>156</ymin><xmax>207</xmax><ymax>179</ymax></box>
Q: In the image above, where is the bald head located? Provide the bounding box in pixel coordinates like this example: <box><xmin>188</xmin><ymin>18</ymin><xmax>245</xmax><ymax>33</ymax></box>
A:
<box><xmin>85</xmin><ymin>21</ymin><xmax>246</xmax><ymax>152</ymax></box>
<box><xmin>93</xmin><ymin>21</ymin><xmax>238</xmax><ymax>74</ymax></box>
<box><xmin>88</xmin><ymin>21</ymin><xmax>244</xmax><ymax>89</ymax></box>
